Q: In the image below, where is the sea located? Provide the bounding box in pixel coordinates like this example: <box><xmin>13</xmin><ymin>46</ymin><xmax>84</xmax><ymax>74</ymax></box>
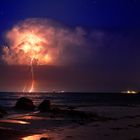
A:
<box><xmin>1</xmin><ymin>92</ymin><xmax>140</xmax><ymax>108</ymax></box>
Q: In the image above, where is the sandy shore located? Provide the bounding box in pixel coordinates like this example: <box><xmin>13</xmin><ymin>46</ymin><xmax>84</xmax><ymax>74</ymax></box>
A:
<box><xmin>1</xmin><ymin>106</ymin><xmax>140</xmax><ymax>140</ymax></box>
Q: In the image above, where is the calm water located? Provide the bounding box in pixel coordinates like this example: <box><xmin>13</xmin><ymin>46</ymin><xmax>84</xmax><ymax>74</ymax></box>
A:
<box><xmin>0</xmin><ymin>92</ymin><xmax>140</xmax><ymax>108</ymax></box>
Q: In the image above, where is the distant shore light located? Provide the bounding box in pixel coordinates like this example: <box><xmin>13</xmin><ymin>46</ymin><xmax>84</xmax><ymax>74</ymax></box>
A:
<box><xmin>122</xmin><ymin>90</ymin><xmax>138</xmax><ymax>94</ymax></box>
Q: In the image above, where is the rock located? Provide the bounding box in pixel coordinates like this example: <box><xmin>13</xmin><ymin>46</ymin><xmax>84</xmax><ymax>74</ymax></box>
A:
<box><xmin>40</xmin><ymin>137</ymin><xmax>48</xmax><ymax>140</ymax></box>
<box><xmin>38</xmin><ymin>100</ymin><xmax>51</xmax><ymax>112</ymax></box>
<box><xmin>15</xmin><ymin>97</ymin><xmax>35</xmax><ymax>110</ymax></box>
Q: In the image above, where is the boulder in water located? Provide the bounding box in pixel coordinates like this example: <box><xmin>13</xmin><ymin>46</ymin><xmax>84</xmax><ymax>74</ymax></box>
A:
<box><xmin>15</xmin><ymin>97</ymin><xmax>35</xmax><ymax>110</ymax></box>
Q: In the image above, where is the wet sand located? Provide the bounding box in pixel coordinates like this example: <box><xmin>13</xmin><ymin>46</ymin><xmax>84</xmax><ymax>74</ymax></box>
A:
<box><xmin>1</xmin><ymin>106</ymin><xmax>140</xmax><ymax>140</ymax></box>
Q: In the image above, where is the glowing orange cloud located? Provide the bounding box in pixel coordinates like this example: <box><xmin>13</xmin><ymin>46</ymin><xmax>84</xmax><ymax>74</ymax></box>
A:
<box><xmin>2</xmin><ymin>18</ymin><xmax>87</xmax><ymax>66</ymax></box>
<box><xmin>3</xmin><ymin>26</ymin><xmax>52</xmax><ymax>65</ymax></box>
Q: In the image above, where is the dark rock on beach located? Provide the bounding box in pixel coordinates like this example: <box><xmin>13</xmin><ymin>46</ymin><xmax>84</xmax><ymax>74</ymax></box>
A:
<box><xmin>37</xmin><ymin>99</ymin><xmax>110</xmax><ymax>125</ymax></box>
<box><xmin>38</xmin><ymin>100</ymin><xmax>51</xmax><ymax>112</ymax></box>
<box><xmin>15</xmin><ymin>97</ymin><xmax>35</xmax><ymax>111</ymax></box>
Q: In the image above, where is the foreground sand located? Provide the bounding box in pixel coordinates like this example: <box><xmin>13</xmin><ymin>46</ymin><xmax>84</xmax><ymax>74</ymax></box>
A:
<box><xmin>1</xmin><ymin>106</ymin><xmax>140</xmax><ymax>140</ymax></box>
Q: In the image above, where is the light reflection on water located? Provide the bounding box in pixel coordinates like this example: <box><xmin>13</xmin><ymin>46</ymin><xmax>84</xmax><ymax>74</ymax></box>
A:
<box><xmin>17</xmin><ymin>115</ymin><xmax>48</xmax><ymax>120</ymax></box>
<box><xmin>0</xmin><ymin>119</ymin><xmax>30</xmax><ymax>124</ymax></box>
<box><xmin>22</xmin><ymin>133</ymin><xmax>49</xmax><ymax>140</ymax></box>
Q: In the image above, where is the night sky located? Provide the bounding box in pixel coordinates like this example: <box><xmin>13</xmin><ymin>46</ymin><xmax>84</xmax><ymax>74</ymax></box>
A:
<box><xmin>0</xmin><ymin>0</ymin><xmax>140</xmax><ymax>92</ymax></box>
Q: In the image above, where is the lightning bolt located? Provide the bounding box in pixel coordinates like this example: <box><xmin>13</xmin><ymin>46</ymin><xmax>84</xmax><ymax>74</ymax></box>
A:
<box><xmin>29</xmin><ymin>58</ymin><xmax>35</xmax><ymax>93</ymax></box>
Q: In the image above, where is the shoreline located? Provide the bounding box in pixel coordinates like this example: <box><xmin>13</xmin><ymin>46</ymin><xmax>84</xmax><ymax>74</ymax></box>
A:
<box><xmin>1</xmin><ymin>95</ymin><xmax>140</xmax><ymax>140</ymax></box>
<box><xmin>1</xmin><ymin>106</ymin><xmax>140</xmax><ymax>140</ymax></box>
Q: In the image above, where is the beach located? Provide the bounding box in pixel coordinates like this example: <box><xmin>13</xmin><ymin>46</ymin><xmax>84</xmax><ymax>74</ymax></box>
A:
<box><xmin>1</xmin><ymin>93</ymin><xmax>140</xmax><ymax>140</ymax></box>
<box><xmin>1</xmin><ymin>105</ymin><xmax>140</xmax><ymax>140</ymax></box>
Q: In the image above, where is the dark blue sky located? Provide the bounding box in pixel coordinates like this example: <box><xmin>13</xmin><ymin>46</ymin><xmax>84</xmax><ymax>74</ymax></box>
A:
<box><xmin>0</xmin><ymin>0</ymin><xmax>140</xmax><ymax>29</ymax></box>
<box><xmin>1</xmin><ymin>0</ymin><xmax>140</xmax><ymax>92</ymax></box>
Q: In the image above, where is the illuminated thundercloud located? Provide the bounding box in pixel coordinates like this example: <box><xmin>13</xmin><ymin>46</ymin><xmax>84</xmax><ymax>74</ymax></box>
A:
<box><xmin>2</xmin><ymin>18</ymin><xmax>89</xmax><ymax>92</ymax></box>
